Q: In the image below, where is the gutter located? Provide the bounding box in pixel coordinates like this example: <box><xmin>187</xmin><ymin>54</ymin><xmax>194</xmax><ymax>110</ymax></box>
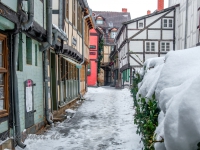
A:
<box><xmin>21</xmin><ymin>0</ymin><xmax>34</xmax><ymax>30</ymax></box>
<box><xmin>52</xmin><ymin>24</ymin><xmax>68</xmax><ymax>46</ymax></box>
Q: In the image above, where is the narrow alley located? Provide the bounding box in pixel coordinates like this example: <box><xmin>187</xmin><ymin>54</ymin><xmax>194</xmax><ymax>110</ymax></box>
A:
<box><xmin>17</xmin><ymin>87</ymin><xmax>141</xmax><ymax>150</ymax></box>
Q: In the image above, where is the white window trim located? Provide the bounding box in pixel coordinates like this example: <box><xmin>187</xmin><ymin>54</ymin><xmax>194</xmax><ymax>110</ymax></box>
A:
<box><xmin>146</xmin><ymin>42</ymin><xmax>155</xmax><ymax>52</ymax></box>
<box><xmin>161</xmin><ymin>42</ymin><xmax>170</xmax><ymax>51</ymax></box>
<box><xmin>96</xmin><ymin>20</ymin><xmax>103</xmax><ymax>24</ymax></box>
<box><xmin>111</xmin><ymin>31</ymin><xmax>117</xmax><ymax>39</ymax></box>
<box><xmin>163</xmin><ymin>18</ymin><xmax>173</xmax><ymax>28</ymax></box>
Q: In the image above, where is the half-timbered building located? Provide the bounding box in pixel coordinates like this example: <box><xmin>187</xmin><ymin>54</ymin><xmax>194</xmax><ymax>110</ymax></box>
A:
<box><xmin>93</xmin><ymin>9</ymin><xmax>131</xmax><ymax>85</ymax></box>
<box><xmin>116</xmin><ymin>4</ymin><xmax>179</xmax><ymax>87</ymax></box>
<box><xmin>168</xmin><ymin>0</ymin><xmax>200</xmax><ymax>48</ymax></box>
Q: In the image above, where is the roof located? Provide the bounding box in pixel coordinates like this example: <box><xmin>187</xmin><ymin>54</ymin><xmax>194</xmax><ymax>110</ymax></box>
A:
<box><xmin>115</xmin><ymin>4</ymin><xmax>180</xmax><ymax>40</ymax></box>
<box><xmin>93</xmin><ymin>11</ymin><xmax>131</xmax><ymax>28</ymax></box>
<box><xmin>93</xmin><ymin>11</ymin><xmax>131</xmax><ymax>45</ymax></box>
<box><xmin>123</xmin><ymin>4</ymin><xmax>180</xmax><ymax>25</ymax></box>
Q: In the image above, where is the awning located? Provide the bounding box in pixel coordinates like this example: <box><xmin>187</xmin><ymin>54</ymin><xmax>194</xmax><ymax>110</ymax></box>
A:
<box><xmin>60</xmin><ymin>54</ymin><xmax>82</xmax><ymax>69</ymax></box>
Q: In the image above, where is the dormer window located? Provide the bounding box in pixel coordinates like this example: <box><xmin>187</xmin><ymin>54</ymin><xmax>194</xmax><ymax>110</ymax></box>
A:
<box><xmin>111</xmin><ymin>31</ymin><xmax>117</xmax><ymax>38</ymax></box>
<box><xmin>96</xmin><ymin>17</ymin><xmax>103</xmax><ymax>24</ymax></box>
<box><xmin>110</xmin><ymin>28</ymin><xmax>118</xmax><ymax>39</ymax></box>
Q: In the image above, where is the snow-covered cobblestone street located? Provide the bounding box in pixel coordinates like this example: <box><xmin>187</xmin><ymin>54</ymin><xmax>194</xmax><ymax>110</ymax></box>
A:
<box><xmin>17</xmin><ymin>87</ymin><xmax>141</xmax><ymax>150</ymax></box>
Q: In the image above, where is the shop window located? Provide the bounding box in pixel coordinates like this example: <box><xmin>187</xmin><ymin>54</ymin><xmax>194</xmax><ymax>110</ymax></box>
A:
<box><xmin>0</xmin><ymin>34</ymin><xmax>9</xmax><ymax>117</ymax></box>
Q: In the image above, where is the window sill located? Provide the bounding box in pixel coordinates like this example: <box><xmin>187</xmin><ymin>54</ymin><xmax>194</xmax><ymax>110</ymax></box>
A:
<box><xmin>0</xmin><ymin>110</ymin><xmax>8</xmax><ymax>118</ymax></box>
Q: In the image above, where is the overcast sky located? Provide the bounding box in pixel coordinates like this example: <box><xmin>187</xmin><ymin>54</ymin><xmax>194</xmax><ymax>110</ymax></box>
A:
<box><xmin>87</xmin><ymin>0</ymin><xmax>169</xmax><ymax>19</ymax></box>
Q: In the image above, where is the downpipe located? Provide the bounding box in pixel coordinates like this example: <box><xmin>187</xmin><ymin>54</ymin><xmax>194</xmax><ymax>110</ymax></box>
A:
<box><xmin>13</xmin><ymin>34</ymin><xmax>26</xmax><ymax>148</ymax></box>
<box><xmin>42</xmin><ymin>0</ymin><xmax>53</xmax><ymax>124</ymax></box>
<box><xmin>78</xmin><ymin>14</ymin><xmax>91</xmax><ymax>100</ymax></box>
<box><xmin>21</xmin><ymin>0</ymin><xmax>34</xmax><ymax>30</ymax></box>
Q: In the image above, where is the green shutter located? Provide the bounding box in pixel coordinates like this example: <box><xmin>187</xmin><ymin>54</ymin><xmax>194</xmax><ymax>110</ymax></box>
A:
<box><xmin>26</xmin><ymin>37</ymin><xmax>32</xmax><ymax>65</ymax></box>
<box><xmin>35</xmin><ymin>44</ymin><xmax>37</xmax><ymax>66</ymax></box>
<box><xmin>17</xmin><ymin>33</ymin><xmax>23</xmax><ymax>71</ymax></box>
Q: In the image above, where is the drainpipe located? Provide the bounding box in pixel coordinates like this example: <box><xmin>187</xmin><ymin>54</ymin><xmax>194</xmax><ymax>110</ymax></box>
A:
<box><xmin>21</xmin><ymin>0</ymin><xmax>34</xmax><ymax>30</ymax></box>
<box><xmin>59</xmin><ymin>0</ymin><xmax>63</xmax><ymax>29</ymax></box>
<box><xmin>13</xmin><ymin>34</ymin><xmax>26</xmax><ymax>148</ymax></box>
<box><xmin>184</xmin><ymin>0</ymin><xmax>189</xmax><ymax>49</ymax></box>
<box><xmin>78</xmin><ymin>14</ymin><xmax>90</xmax><ymax>98</ymax></box>
<box><xmin>43</xmin><ymin>0</ymin><xmax>53</xmax><ymax>124</ymax></box>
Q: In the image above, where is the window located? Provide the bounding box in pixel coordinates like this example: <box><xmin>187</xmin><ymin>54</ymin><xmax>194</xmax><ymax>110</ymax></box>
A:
<box><xmin>96</xmin><ymin>17</ymin><xmax>103</xmax><ymax>24</ymax></box>
<box><xmin>161</xmin><ymin>42</ymin><xmax>170</xmax><ymax>51</ymax></box>
<box><xmin>77</xmin><ymin>2</ymin><xmax>82</xmax><ymax>33</ymax></box>
<box><xmin>163</xmin><ymin>18</ymin><xmax>173</xmax><ymax>28</ymax></box>
<box><xmin>96</xmin><ymin>20</ymin><xmax>103</xmax><ymax>24</ymax></box>
<box><xmin>17</xmin><ymin>33</ymin><xmax>23</xmax><ymax>71</ymax></box>
<box><xmin>111</xmin><ymin>46</ymin><xmax>114</xmax><ymax>51</ymax></box>
<box><xmin>111</xmin><ymin>31</ymin><xmax>117</xmax><ymax>38</ymax></box>
<box><xmin>26</xmin><ymin>37</ymin><xmax>32</xmax><ymax>65</ymax></box>
<box><xmin>72</xmin><ymin>0</ymin><xmax>76</xmax><ymax>26</ymax></box>
<box><xmin>146</xmin><ymin>42</ymin><xmax>155</xmax><ymax>51</ymax></box>
<box><xmin>66</xmin><ymin>0</ymin><xmax>69</xmax><ymax>19</ymax></box>
<box><xmin>87</xmin><ymin>62</ymin><xmax>91</xmax><ymax>76</ymax></box>
<box><xmin>35</xmin><ymin>44</ymin><xmax>37</xmax><ymax>66</ymax></box>
<box><xmin>139</xmin><ymin>22</ymin><xmax>143</xmax><ymax>28</ymax></box>
<box><xmin>0</xmin><ymin>34</ymin><xmax>9</xmax><ymax>116</ymax></box>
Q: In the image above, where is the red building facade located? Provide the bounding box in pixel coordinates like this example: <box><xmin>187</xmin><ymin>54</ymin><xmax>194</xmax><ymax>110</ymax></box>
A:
<box><xmin>87</xmin><ymin>29</ymin><xmax>100</xmax><ymax>86</ymax></box>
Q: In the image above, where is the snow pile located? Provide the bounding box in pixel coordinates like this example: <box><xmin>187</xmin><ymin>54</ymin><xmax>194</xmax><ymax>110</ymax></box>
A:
<box><xmin>137</xmin><ymin>46</ymin><xmax>200</xmax><ymax>150</ymax></box>
<box><xmin>137</xmin><ymin>57</ymin><xmax>164</xmax><ymax>100</ymax></box>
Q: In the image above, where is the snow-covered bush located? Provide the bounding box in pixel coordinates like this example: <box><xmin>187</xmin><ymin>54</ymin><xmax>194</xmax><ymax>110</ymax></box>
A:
<box><xmin>133</xmin><ymin>46</ymin><xmax>200</xmax><ymax>150</ymax></box>
<box><xmin>131</xmin><ymin>57</ymin><xmax>164</xmax><ymax>150</ymax></box>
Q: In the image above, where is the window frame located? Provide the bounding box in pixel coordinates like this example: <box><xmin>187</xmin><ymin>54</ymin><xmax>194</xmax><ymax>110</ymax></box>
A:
<box><xmin>26</xmin><ymin>37</ymin><xmax>32</xmax><ymax>65</ymax></box>
<box><xmin>72</xmin><ymin>0</ymin><xmax>76</xmax><ymax>26</ymax></box>
<box><xmin>65</xmin><ymin>0</ymin><xmax>69</xmax><ymax>19</ymax></box>
<box><xmin>138</xmin><ymin>22</ymin><xmax>144</xmax><ymax>28</ymax></box>
<box><xmin>161</xmin><ymin>42</ymin><xmax>170</xmax><ymax>51</ymax></box>
<box><xmin>146</xmin><ymin>42</ymin><xmax>155</xmax><ymax>52</ymax></box>
<box><xmin>96</xmin><ymin>17</ymin><xmax>103</xmax><ymax>25</ymax></box>
<box><xmin>163</xmin><ymin>18</ymin><xmax>173</xmax><ymax>28</ymax></box>
<box><xmin>110</xmin><ymin>31</ymin><xmax>117</xmax><ymax>39</ymax></box>
<box><xmin>0</xmin><ymin>34</ymin><xmax>9</xmax><ymax>117</ymax></box>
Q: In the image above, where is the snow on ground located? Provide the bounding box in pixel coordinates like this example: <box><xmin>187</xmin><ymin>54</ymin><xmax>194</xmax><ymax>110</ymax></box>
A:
<box><xmin>137</xmin><ymin>46</ymin><xmax>200</xmax><ymax>150</ymax></box>
<box><xmin>16</xmin><ymin>87</ymin><xmax>141</xmax><ymax>150</ymax></box>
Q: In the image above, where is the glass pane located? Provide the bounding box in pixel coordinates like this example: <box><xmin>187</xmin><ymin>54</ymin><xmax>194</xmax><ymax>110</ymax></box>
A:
<box><xmin>0</xmin><ymin>73</ymin><xmax>4</xmax><ymax>85</ymax></box>
<box><xmin>0</xmin><ymin>55</ymin><xmax>3</xmax><ymax>67</ymax></box>
<box><xmin>0</xmin><ymin>41</ymin><xmax>2</xmax><ymax>54</ymax></box>
<box><xmin>0</xmin><ymin>87</ymin><xmax>4</xmax><ymax>99</ymax></box>
<box><xmin>0</xmin><ymin>100</ymin><xmax>4</xmax><ymax>110</ymax></box>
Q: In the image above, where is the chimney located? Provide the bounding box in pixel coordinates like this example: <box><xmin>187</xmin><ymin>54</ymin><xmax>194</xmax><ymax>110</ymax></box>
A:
<box><xmin>147</xmin><ymin>10</ymin><xmax>151</xmax><ymax>15</ymax></box>
<box><xmin>122</xmin><ymin>8</ymin><xmax>127</xmax><ymax>13</ymax></box>
<box><xmin>157</xmin><ymin>0</ymin><xmax>164</xmax><ymax>11</ymax></box>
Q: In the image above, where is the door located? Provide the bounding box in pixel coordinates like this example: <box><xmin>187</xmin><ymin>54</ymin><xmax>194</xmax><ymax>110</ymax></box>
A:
<box><xmin>50</xmin><ymin>52</ymin><xmax>57</xmax><ymax>110</ymax></box>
